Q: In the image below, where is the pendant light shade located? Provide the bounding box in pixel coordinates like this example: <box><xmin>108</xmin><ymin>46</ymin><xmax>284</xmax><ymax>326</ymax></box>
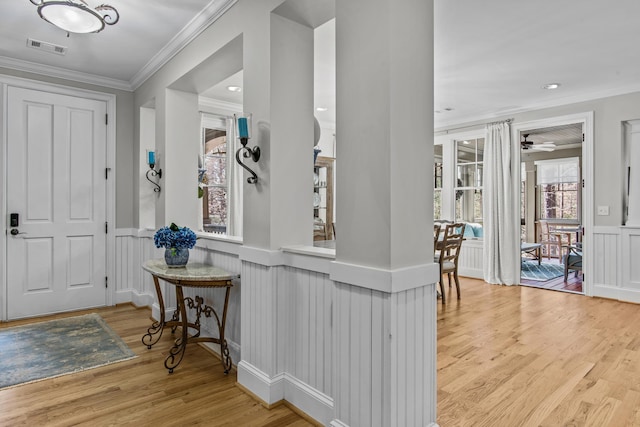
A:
<box><xmin>30</xmin><ymin>0</ymin><xmax>119</xmax><ymax>34</ymax></box>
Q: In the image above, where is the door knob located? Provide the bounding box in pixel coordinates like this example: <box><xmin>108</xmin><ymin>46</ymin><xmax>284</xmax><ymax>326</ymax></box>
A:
<box><xmin>10</xmin><ymin>228</ymin><xmax>25</xmax><ymax>236</ymax></box>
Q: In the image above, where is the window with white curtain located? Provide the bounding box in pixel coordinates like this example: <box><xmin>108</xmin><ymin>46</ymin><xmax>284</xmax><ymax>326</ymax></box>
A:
<box><xmin>455</xmin><ymin>138</ymin><xmax>484</xmax><ymax>224</ymax></box>
<box><xmin>535</xmin><ymin>157</ymin><xmax>580</xmax><ymax>220</ymax></box>
<box><xmin>434</xmin><ymin>144</ymin><xmax>443</xmax><ymax>220</ymax></box>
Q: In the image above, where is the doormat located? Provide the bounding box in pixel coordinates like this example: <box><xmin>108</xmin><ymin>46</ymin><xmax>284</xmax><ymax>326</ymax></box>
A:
<box><xmin>521</xmin><ymin>261</ymin><xmax>565</xmax><ymax>282</ymax></box>
<box><xmin>0</xmin><ymin>313</ymin><xmax>136</xmax><ymax>390</ymax></box>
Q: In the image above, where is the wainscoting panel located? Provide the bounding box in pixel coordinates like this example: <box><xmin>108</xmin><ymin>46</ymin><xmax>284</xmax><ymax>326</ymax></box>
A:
<box><xmin>390</xmin><ymin>286</ymin><xmax>437</xmax><ymax>426</ymax></box>
<box><xmin>592</xmin><ymin>229</ymin><xmax>619</xmax><ymax>294</ymax></box>
<box><xmin>620</xmin><ymin>227</ymin><xmax>640</xmax><ymax>302</ymax></box>
<box><xmin>284</xmin><ymin>266</ymin><xmax>333</xmax><ymax>396</ymax></box>
<box><xmin>332</xmin><ymin>281</ymin><xmax>437</xmax><ymax>427</ymax></box>
<box><xmin>278</xmin><ymin>266</ymin><xmax>334</xmax><ymax>424</ymax></box>
<box><xmin>240</xmin><ymin>261</ymin><xmax>279</xmax><ymax>378</ymax></box>
<box><xmin>458</xmin><ymin>239</ymin><xmax>484</xmax><ymax>279</ymax></box>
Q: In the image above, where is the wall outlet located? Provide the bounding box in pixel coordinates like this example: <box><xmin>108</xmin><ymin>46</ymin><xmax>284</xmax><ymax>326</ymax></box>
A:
<box><xmin>597</xmin><ymin>205</ymin><xmax>610</xmax><ymax>216</ymax></box>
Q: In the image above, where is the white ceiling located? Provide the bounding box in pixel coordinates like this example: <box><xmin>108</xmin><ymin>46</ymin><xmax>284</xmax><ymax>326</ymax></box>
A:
<box><xmin>3</xmin><ymin>1</ymin><xmax>640</xmax><ymax>130</ymax></box>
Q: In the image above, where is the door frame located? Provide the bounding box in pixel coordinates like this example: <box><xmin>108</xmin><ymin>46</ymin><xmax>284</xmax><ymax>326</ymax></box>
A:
<box><xmin>512</xmin><ymin>111</ymin><xmax>594</xmax><ymax>296</ymax></box>
<box><xmin>0</xmin><ymin>75</ymin><xmax>117</xmax><ymax>321</ymax></box>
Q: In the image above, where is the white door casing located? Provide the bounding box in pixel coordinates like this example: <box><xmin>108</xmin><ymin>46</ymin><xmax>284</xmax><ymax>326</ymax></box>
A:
<box><xmin>512</xmin><ymin>112</ymin><xmax>594</xmax><ymax>295</ymax></box>
<box><xmin>6</xmin><ymin>86</ymin><xmax>108</xmax><ymax>319</ymax></box>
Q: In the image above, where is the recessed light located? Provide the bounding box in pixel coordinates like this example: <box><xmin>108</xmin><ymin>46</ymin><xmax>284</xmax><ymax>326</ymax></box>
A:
<box><xmin>316</xmin><ymin>107</ymin><xmax>328</xmax><ymax>112</ymax></box>
<box><xmin>227</xmin><ymin>85</ymin><xmax>242</xmax><ymax>92</ymax></box>
<box><xmin>542</xmin><ymin>83</ymin><xmax>560</xmax><ymax>90</ymax></box>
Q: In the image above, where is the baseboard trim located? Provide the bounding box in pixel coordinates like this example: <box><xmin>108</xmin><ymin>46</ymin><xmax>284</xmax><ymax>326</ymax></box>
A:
<box><xmin>283</xmin><ymin>373</ymin><xmax>333</xmax><ymax>426</ymax></box>
<box><xmin>237</xmin><ymin>361</ymin><xmax>333</xmax><ymax>425</ymax></box>
<box><xmin>115</xmin><ymin>289</ymin><xmax>155</xmax><ymax>307</ymax></box>
<box><xmin>236</xmin><ymin>361</ymin><xmax>285</xmax><ymax>405</ymax></box>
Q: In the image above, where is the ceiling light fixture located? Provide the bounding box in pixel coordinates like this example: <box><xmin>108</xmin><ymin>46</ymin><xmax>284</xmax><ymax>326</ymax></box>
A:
<box><xmin>316</xmin><ymin>107</ymin><xmax>328</xmax><ymax>112</ymax></box>
<box><xmin>542</xmin><ymin>83</ymin><xmax>561</xmax><ymax>90</ymax></box>
<box><xmin>29</xmin><ymin>0</ymin><xmax>119</xmax><ymax>34</ymax></box>
<box><xmin>227</xmin><ymin>85</ymin><xmax>242</xmax><ymax>92</ymax></box>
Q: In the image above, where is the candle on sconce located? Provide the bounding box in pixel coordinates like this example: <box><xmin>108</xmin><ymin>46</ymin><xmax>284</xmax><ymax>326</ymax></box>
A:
<box><xmin>148</xmin><ymin>150</ymin><xmax>156</xmax><ymax>166</ymax></box>
<box><xmin>238</xmin><ymin>117</ymin><xmax>249</xmax><ymax>139</ymax></box>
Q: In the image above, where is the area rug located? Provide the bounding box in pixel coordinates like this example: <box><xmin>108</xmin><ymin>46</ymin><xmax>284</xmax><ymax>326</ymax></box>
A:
<box><xmin>0</xmin><ymin>313</ymin><xmax>136</xmax><ymax>390</ymax></box>
<box><xmin>521</xmin><ymin>261</ymin><xmax>565</xmax><ymax>282</ymax></box>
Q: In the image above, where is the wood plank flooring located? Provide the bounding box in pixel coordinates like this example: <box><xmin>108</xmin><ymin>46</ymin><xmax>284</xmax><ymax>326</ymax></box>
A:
<box><xmin>0</xmin><ymin>305</ymin><xmax>312</xmax><ymax>427</ymax></box>
<box><xmin>2</xmin><ymin>280</ymin><xmax>637</xmax><ymax>426</ymax></box>
<box><xmin>438</xmin><ymin>277</ymin><xmax>640</xmax><ymax>426</ymax></box>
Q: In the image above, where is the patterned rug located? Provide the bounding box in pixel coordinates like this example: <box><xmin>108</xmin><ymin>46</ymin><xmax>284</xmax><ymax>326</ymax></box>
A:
<box><xmin>521</xmin><ymin>261</ymin><xmax>565</xmax><ymax>282</ymax></box>
<box><xmin>0</xmin><ymin>313</ymin><xmax>136</xmax><ymax>389</ymax></box>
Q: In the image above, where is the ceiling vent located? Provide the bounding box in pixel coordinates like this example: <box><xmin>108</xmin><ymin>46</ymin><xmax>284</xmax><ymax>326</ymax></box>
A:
<box><xmin>27</xmin><ymin>38</ymin><xmax>67</xmax><ymax>56</ymax></box>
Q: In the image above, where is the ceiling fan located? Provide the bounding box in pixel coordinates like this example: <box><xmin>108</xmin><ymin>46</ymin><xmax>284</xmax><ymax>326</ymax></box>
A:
<box><xmin>520</xmin><ymin>134</ymin><xmax>556</xmax><ymax>152</ymax></box>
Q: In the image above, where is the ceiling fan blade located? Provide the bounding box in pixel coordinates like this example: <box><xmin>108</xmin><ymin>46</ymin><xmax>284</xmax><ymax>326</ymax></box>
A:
<box><xmin>531</xmin><ymin>146</ymin><xmax>555</xmax><ymax>152</ymax></box>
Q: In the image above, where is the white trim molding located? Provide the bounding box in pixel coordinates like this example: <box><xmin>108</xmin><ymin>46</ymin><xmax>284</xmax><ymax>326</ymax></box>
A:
<box><xmin>237</xmin><ymin>361</ymin><xmax>286</xmax><ymax>405</ymax></box>
<box><xmin>130</xmin><ymin>0</ymin><xmax>238</xmax><ymax>90</ymax></box>
<box><xmin>238</xmin><ymin>245</ymin><xmax>285</xmax><ymax>266</ymax></box>
<box><xmin>0</xmin><ymin>55</ymin><xmax>131</xmax><ymax>91</ymax></box>
<box><xmin>512</xmin><ymin>111</ymin><xmax>594</xmax><ymax>294</ymax></box>
<box><xmin>330</xmin><ymin>261</ymin><xmax>440</xmax><ymax>293</ymax></box>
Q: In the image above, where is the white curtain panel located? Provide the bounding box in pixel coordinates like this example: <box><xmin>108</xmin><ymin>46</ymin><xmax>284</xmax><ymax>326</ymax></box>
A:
<box><xmin>227</xmin><ymin>117</ymin><xmax>243</xmax><ymax>237</ymax></box>
<box><xmin>483</xmin><ymin>122</ymin><xmax>519</xmax><ymax>285</ymax></box>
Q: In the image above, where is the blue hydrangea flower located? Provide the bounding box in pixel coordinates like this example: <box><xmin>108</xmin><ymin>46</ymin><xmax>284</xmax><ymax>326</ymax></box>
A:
<box><xmin>154</xmin><ymin>223</ymin><xmax>197</xmax><ymax>249</ymax></box>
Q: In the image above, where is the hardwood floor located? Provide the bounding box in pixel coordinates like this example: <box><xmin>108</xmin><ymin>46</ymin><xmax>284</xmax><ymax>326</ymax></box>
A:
<box><xmin>3</xmin><ymin>281</ymin><xmax>637</xmax><ymax>427</ymax></box>
<box><xmin>438</xmin><ymin>277</ymin><xmax>640</xmax><ymax>426</ymax></box>
<box><xmin>0</xmin><ymin>305</ymin><xmax>312</xmax><ymax>427</ymax></box>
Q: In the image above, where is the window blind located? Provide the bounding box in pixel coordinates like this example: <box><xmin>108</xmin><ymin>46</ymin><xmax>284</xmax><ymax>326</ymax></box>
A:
<box><xmin>535</xmin><ymin>157</ymin><xmax>579</xmax><ymax>185</ymax></box>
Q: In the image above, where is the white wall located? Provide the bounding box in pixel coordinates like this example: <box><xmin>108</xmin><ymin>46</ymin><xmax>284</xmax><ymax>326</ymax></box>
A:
<box><xmin>437</xmin><ymin>90</ymin><xmax>640</xmax><ymax>229</ymax></box>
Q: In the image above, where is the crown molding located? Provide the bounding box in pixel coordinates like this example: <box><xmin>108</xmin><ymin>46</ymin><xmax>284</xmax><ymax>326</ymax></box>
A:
<box><xmin>198</xmin><ymin>96</ymin><xmax>242</xmax><ymax>113</ymax></box>
<box><xmin>0</xmin><ymin>55</ymin><xmax>132</xmax><ymax>91</ymax></box>
<box><xmin>130</xmin><ymin>0</ymin><xmax>238</xmax><ymax>91</ymax></box>
<box><xmin>435</xmin><ymin>82</ymin><xmax>640</xmax><ymax>131</ymax></box>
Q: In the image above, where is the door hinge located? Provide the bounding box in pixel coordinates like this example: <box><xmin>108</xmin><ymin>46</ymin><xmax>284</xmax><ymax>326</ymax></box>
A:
<box><xmin>105</xmin><ymin>221</ymin><xmax>108</xmax><ymax>234</ymax></box>
<box><xmin>582</xmin><ymin>133</ymin><xmax>585</xmax><ymax>142</ymax></box>
<box><xmin>582</xmin><ymin>178</ymin><xmax>585</xmax><ymax>188</ymax></box>
<box><xmin>105</xmin><ymin>114</ymin><xmax>108</xmax><ymax>125</ymax></box>
<box><xmin>105</xmin><ymin>167</ymin><xmax>111</xmax><ymax>179</ymax></box>
<box><xmin>105</xmin><ymin>276</ymin><xmax>108</xmax><ymax>288</ymax></box>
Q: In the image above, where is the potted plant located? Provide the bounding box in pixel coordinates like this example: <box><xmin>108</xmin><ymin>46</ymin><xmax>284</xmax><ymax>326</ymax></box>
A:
<box><xmin>154</xmin><ymin>223</ymin><xmax>197</xmax><ymax>267</ymax></box>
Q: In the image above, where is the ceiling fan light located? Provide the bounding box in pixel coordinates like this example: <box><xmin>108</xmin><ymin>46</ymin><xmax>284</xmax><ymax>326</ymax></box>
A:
<box><xmin>31</xmin><ymin>0</ymin><xmax>119</xmax><ymax>34</ymax></box>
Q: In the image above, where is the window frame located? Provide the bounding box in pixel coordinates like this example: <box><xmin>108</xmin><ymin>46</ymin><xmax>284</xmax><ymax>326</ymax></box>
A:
<box><xmin>433</xmin><ymin>129</ymin><xmax>484</xmax><ymax>228</ymax></box>
<box><xmin>201</xmin><ymin>114</ymin><xmax>231</xmax><ymax>234</ymax></box>
<box><xmin>454</xmin><ymin>137</ymin><xmax>484</xmax><ymax>225</ymax></box>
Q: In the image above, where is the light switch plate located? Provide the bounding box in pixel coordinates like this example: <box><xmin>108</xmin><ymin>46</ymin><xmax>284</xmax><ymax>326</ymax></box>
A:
<box><xmin>597</xmin><ymin>205</ymin><xmax>610</xmax><ymax>215</ymax></box>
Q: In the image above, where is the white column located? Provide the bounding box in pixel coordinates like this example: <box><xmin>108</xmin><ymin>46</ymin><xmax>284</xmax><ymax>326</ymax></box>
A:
<box><xmin>332</xmin><ymin>0</ymin><xmax>438</xmax><ymax>426</ymax></box>
<box><xmin>158</xmin><ymin>89</ymin><xmax>200</xmax><ymax>230</ymax></box>
<box><xmin>237</xmin><ymin>8</ymin><xmax>316</xmax><ymax>405</ymax></box>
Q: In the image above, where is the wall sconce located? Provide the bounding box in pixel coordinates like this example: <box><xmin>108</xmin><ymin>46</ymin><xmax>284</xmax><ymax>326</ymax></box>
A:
<box><xmin>146</xmin><ymin>150</ymin><xmax>162</xmax><ymax>193</ymax></box>
<box><xmin>234</xmin><ymin>113</ymin><xmax>260</xmax><ymax>184</ymax></box>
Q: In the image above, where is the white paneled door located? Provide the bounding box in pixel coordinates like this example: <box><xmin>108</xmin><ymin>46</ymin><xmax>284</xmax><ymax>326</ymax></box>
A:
<box><xmin>6</xmin><ymin>87</ymin><xmax>107</xmax><ymax>319</ymax></box>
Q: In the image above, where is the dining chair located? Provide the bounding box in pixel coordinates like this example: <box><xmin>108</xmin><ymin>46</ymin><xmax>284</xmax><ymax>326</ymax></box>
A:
<box><xmin>433</xmin><ymin>223</ymin><xmax>441</xmax><ymax>249</ymax></box>
<box><xmin>437</xmin><ymin>223</ymin><xmax>466</xmax><ymax>303</ymax></box>
<box><xmin>313</xmin><ymin>223</ymin><xmax>328</xmax><ymax>241</ymax></box>
<box><xmin>538</xmin><ymin>220</ymin><xmax>568</xmax><ymax>259</ymax></box>
<box><xmin>563</xmin><ymin>243</ymin><xmax>583</xmax><ymax>281</ymax></box>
